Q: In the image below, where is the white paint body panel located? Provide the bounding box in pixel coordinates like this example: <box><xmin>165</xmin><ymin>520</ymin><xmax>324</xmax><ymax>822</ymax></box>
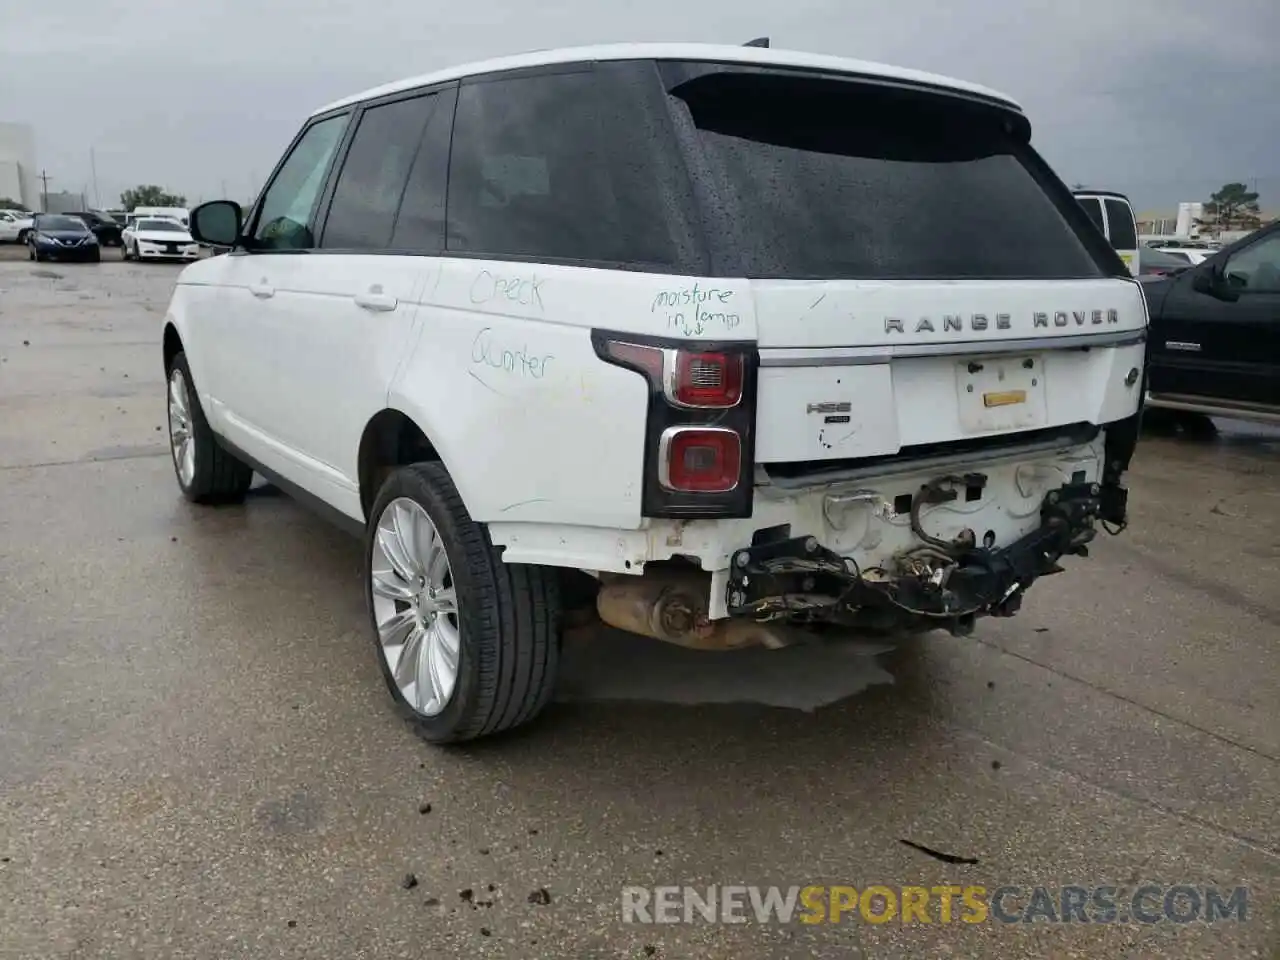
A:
<box><xmin>749</xmin><ymin>278</ymin><xmax>1147</xmax><ymax>463</ymax></box>
<box><xmin>315</xmin><ymin>43</ymin><xmax>1021</xmax><ymax>116</ymax></box>
<box><xmin>169</xmin><ymin>255</ymin><xmax>1146</xmax><ymax>586</ymax></box>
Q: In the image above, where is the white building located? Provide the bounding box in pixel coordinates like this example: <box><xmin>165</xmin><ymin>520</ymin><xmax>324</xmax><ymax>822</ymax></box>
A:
<box><xmin>0</xmin><ymin>122</ymin><xmax>38</xmax><ymax>210</ymax></box>
<box><xmin>1175</xmin><ymin>202</ymin><xmax>1205</xmax><ymax>238</ymax></box>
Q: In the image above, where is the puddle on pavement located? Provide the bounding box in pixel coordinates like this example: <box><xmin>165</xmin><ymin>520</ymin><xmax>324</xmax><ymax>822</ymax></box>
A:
<box><xmin>556</xmin><ymin>630</ymin><xmax>894</xmax><ymax>711</ymax></box>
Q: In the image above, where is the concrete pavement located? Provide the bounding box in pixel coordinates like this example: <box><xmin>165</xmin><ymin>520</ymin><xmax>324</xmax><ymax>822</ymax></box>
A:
<box><xmin>0</xmin><ymin>245</ymin><xmax>1276</xmax><ymax>958</ymax></box>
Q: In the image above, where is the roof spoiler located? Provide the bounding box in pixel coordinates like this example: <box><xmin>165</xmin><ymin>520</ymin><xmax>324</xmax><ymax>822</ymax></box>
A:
<box><xmin>742</xmin><ymin>37</ymin><xmax>770</xmax><ymax>48</ymax></box>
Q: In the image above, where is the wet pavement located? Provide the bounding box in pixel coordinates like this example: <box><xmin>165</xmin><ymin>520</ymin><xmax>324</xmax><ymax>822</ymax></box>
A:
<box><xmin>0</xmin><ymin>244</ymin><xmax>1277</xmax><ymax>959</ymax></box>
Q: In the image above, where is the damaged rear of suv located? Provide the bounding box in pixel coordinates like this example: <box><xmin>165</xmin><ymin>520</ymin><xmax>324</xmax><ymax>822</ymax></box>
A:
<box><xmin>171</xmin><ymin>44</ymin><xmax>1144</xmax><ymax>744</ymax></box>
<box><xmin>589</xmin><ymin>60</ymin><xmax>1145</xmax><ymax>650</ymax></box>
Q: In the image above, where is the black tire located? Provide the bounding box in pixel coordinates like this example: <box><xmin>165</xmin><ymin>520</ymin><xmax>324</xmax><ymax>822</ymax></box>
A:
<box><xmin>166</xmin><ymin>351</ymin><xmax>253</xmax><ymax>503</ymax></box>
<box><xmin>17</xmin><ymin>229</ymin><xmax>28</xmax><ymax>244</ymax></box>
<box><xmin>365</xmin><ymin>462</ymin><xmax>562</xmax><ymax>744</ymax></box>
<box><xmin>89</xmin><ymin>250</ymin><xmax>101</xmax><ymax>263</ymax></box>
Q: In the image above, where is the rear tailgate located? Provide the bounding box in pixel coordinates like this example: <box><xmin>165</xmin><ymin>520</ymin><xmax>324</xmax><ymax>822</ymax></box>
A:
<box><xmin>751</xmin><ymin>278</ymin><xmax>1148</xmax><ymax>465</ymax></box>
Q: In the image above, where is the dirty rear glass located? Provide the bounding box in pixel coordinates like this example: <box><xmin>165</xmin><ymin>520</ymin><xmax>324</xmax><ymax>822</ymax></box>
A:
<box><xmin>672</xmin><ymin>71</ymin><xmax>1103</xmax><ymax>280</ymax></box>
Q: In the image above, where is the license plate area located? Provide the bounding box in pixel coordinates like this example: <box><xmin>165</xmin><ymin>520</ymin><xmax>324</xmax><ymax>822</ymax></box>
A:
<box><xmin>956</xmin><ymin>355</ymin><xmax>1047</xmax><ymax>433</ymax></box>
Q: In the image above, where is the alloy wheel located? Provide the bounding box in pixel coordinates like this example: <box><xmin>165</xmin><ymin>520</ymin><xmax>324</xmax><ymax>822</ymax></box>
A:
<box><xmin>370</xmin><ymin>497</ymin><xmax>461</xmax><ymax>717</ymax></box>
<box><xmin>167</xmin><ymin>367</ymin><xmax>195</xmax><ymax>486</ymax></box>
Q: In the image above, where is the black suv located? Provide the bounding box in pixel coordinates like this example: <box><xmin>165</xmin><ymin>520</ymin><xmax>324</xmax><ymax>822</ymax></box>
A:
<box><xmin>1144</xmin><ymin>221</ymin><xmax>1280</xmax><ymax>426</ymax></box>
<box><xmin>68</xmin><ymin>211</ymin><xmax>123</xmax><ymax>247</ymax></box>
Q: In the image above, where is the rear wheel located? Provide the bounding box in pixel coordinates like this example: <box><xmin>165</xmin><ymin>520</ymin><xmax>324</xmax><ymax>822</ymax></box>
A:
<box><xmin>366</xmin><ymin>463</ymin><xmax>562</xmax><ymax>743</ymax></box>
<box><xmin>166</xmin><ymin>351</ymin><xmax>253</xmax><ymax>503</ymax></box>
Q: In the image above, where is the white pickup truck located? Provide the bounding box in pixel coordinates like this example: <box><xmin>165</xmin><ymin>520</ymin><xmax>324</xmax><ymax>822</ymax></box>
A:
<box><xmin>166</xmin><ymin>43</ymin><xmax>1146</xmax><ymax>743</ymax></box>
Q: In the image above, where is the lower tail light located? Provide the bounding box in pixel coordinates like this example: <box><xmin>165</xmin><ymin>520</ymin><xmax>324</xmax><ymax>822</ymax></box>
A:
<box><xmin>659</xmin><ymin>427</ymin><xmax>741</xmax><ymax>493</ymax></box>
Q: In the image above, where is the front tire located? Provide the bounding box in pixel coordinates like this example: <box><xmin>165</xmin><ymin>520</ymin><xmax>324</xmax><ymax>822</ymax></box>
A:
<box><xmin>166</xmin><ymin>351</ymin><xmax>253</xmax><ymax>503</ymax></box>
<box><xmin>366</xmin><ymin>463</ymin><xmax>562</xmax><ymax>744</ymax></box>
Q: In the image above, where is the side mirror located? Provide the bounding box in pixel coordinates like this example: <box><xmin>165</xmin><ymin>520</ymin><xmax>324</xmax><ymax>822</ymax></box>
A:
<box><xmin>189</xmin><ymin>200</ymin><xmax>243</xmax><ymax>248</ymax></box>
<box><xmin>1191</xmin><ymin>262</ymin><xmax>1239</xmax><ymax>302</ymax></box>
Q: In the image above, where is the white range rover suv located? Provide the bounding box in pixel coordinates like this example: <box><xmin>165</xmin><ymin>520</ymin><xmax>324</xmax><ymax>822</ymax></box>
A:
<box><xmin>168</xmin><ymin>43</ymin><xmax>1146</xmax><ymax>743</ymax></box>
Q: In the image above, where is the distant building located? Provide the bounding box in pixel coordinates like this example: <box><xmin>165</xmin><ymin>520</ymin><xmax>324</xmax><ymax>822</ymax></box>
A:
<box><xmin>0</xmin><ymin>122</ymin><xmax>38</xmax><ymax>210</ymax></box>
<box><xmin>1138</xmin><ymin>199</ymin><xmax>1274</xmax><ymax>242</ymax></box>
<box><xmin>41</xmin><ymin>190</ymin><xmax>88</xmax><ymax>214</ymax></box>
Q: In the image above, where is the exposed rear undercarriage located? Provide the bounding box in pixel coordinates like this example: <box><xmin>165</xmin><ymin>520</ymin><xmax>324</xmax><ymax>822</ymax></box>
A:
<box><xmin>592</xmin><ymin>475</ymin><xmax>1129</xmax><ymax>650</ymax></box>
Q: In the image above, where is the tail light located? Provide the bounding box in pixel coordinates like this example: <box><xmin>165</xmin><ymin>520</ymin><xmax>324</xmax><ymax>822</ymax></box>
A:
<box><xmin>593</xmin><ymin>331</ymin><xmax>757</xmax><ymax>519</ymax></box>
<box><xmin>669</xmin><ymin>352</ymin><xmax>743</xmax><ymax>408</ymax></box>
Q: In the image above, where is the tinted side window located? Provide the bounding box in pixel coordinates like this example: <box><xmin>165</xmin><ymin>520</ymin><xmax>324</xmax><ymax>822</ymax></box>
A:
<box><xmin>322</xmin><ymin>93</ymin><xmax>438</xmax><ymax>250</ymax></box>
<box><xmin>390</xmin><ymin>86</ymin><xmax>457</xmax><ymax>251</ymax></box>
<box><xmin>1078</xmin><ymin>198</ymin><xmax>1106</xmax><ymax>234</ymax></box>
<box><xmin>1104</xmin><ymin>199</ymin><xmax>1137</xmax><ymax>248</ymax></box>
<box><xmin>675</xmin><ymin>71</ymin><xmax>1102</xmax><ymax>280</ymax></box>
<box><xmin>1225</xmin><ymin>233</ymin><xmax>1280</xmax><ymax>293</ymax></box>
<box><xmin>447</xmin><ymin>64</ymin><xmax>691</xmax><ymax>267</ymax></box>
<box><xmin>253</xmin><ymin>113</ymin><xmax>349</xmax><ymax>250</ymax></box>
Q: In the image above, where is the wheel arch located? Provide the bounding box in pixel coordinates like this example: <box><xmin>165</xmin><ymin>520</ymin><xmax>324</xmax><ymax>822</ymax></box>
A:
<box><xmin>163</xmin><ymin>322</ymin><xmax>184</xmax><ymax>375</ymax></box>
<box><xmin>358</xmin><ymin>408</ymin><xmax>459</xmax><ymax>522</ymax></box>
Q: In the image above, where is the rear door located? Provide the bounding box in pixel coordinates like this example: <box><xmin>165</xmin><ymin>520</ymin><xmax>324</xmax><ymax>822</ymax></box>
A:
<box><xmin>1101</xmin><ymin>196</ymin><xmax>1140</xmax><ymax>277</ymax></box>
<box><xmin>1148</xmin><ymin>228</ymin><xmax>1280</xmax><ymax>409</ymax></box>
<box><xmin>666</xmin><ymin>68</ymin><xmax>1146</xmax><ymax>466</ymax></box>
<box><xmin>1073</xmin><ymin>192</ymin><xmax>1139</xmax><ymax>276</ymax></box>
<box><xmin>262</xmin><ymin>85</ymin><xmax>455</xmax><ymax>509</ymax></box>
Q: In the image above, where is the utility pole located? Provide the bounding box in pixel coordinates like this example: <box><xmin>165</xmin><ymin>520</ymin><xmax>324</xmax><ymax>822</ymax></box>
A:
<box><xmin>90</xmin><ymin>147</ymin><xmax>101</xmax><ymax>209</ymax></box>
<box><xmin>39</xmin><ymin>169</ymin><xmax>51</xmax><ymax>212</ymax></box>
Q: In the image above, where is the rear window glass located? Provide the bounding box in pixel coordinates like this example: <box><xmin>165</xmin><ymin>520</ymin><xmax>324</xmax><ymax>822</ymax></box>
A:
<box><xmin>1077</xmin><ymin>197</ymin><xmax>1105</xmax><ymax>234</ymax></box>
<box><xmin>1104</xmin><ymin>198</ymin><xmax>1138</xmax><ymax>249</ymax></box>
<box><xmin>674</xmin><ymin>72</ymin><xmax>1102</xmax><ymax>280</ymax></box>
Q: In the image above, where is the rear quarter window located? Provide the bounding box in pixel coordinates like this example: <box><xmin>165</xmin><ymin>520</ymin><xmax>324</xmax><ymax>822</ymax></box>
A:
<box><xmin>671</xmin><ymin>71</ymin><xmax>1104</xmax><ymax>280</ymax></box>
<box><xmin>446</xmin><ymin>62</ymin><xmax>701</xmax><ymax>269</ymax></box>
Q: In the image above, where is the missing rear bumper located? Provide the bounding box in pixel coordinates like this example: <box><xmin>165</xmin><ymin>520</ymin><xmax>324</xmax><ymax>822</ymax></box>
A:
<box><xmin>726</xmin><ymin>479</ymin><xmax>1126</xmax><ymax>636</ymax></box>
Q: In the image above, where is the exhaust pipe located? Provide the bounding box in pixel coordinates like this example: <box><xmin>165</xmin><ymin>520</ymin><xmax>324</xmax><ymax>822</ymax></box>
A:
<box><xmin>595</xmin><ymin>572</ymin><xmax>796</xmax><ymax>651</ymax></box>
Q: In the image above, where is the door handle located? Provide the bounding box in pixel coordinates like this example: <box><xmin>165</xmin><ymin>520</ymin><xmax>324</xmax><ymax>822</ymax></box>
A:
<box><xmin>248</xmin><ymin>280</ymin><xmax>275</xmax><ymax>299</ymax></box>
<box><xmin>354</xmin><ymin>287</ymin><xmax>398</xmax><ymax>312</ymax></box>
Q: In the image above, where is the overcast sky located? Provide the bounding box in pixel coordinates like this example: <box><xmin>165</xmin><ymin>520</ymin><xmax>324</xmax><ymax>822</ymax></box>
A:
<box><xmin>2</xmin><ymin>0</ymin><xmax>1276</xmax><ymax>214</ymax></box>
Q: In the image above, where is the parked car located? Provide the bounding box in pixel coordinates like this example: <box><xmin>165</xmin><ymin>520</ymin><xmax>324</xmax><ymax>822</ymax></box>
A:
<box><xmin>27</xmin><ymin>214</ymin><xmax>101</xmax><ymax>262</ymax></box>
<box><xmin>167</xmin><ymin>43</ymin><xmax>1143</xmax><ymax>743</ymax></box>
<box><xmin>0</xmin><ymin>209</ymin><xmax>35</xmax><ymax>244</ymax></box>
<box><xmin>1144</xmin><ymin>221</ymin><xmax>1280</xmax><ymax>426</ymax></box>
<box><xmin>122</xmin><ymin>217</ymin><xmax>201</xmax><ymax>262</ymax></box>
<box><xmin>1137</xmin><ymin>247</ymin><xmax>1192</xmax><ymax>278</ymax></box>
<box><xmin>1148</xmin><ymin>246</ymin><xmax>1214</xmax><ymax>266</ymax></box>
<box><xmin>129</xmin><ymin>205</ymin><xmax>189</xmax><ymax>228</ymax></box>
<box><xmin>67</xmin><ymin>210</ymin><xmax>124</xmax><ymax>246</ymax></box>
